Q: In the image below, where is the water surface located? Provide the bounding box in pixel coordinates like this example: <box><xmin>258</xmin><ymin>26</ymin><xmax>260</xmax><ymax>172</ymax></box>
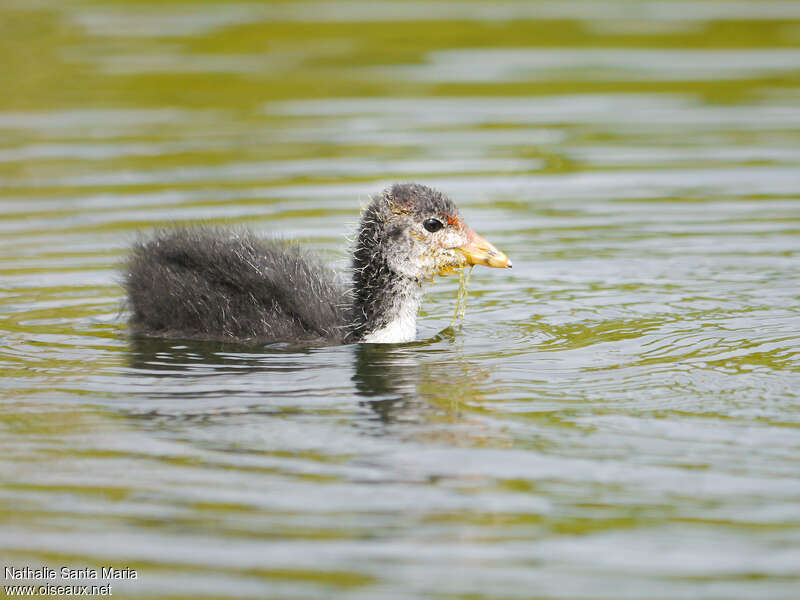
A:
<box><xmin>1</xmin><ymin>1</ymin><xmax>799</xmax><ymax>598</ymax></box>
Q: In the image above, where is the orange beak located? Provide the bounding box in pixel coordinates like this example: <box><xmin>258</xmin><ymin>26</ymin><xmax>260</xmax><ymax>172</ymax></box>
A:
<box><xmin>456</xmin><ymin>227</ymin><xmax>512</xmax><ymax>269</ymax></box>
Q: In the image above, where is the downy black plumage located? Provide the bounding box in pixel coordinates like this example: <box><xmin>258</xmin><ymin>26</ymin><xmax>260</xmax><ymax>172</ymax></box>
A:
<box><xmin>125</xmin><ymin>183</ymin><xmax>510</xmax><ymax>345</ymax></box>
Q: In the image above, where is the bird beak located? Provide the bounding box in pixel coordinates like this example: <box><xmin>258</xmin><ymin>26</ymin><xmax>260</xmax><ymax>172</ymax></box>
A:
<box><xmin>456</xmin><ymin>227</ymin><xmax>512</xmax><ymax>269</ymax></box>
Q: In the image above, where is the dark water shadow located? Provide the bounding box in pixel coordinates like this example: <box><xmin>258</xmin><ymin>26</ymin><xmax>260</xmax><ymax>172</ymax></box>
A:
<box><xmin>350</xmin><ymin>342</ymin><xmax>422</xmax><ymax>425</ymax></box>
<box><xmin>127</xmin><ymin>335</ymin><xmax>316</xmax><ymax>375</ymax></box>
<box><xmin>126</xmin><ymin>325</ymin><xmax>458</xmax><ymax>380</ymax></box>
<box><xmin>351</xmin><ymin>325</ymin><xmax>488</xmax><ymax>426</ymax></box>
<box><xmin>351</xmin><ymin>326</ymin><xmax>460</xmax><ymax>397</ymax></box>
<box><xmin>124</xmin><ymin>326</ymin><xmax>483</xmax><ymax>426</ymax></box>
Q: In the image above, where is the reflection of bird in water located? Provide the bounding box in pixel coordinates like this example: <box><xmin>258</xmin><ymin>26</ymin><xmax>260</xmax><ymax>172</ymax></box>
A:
<box><xmin>125</xmin><ymin>183</ymin><xmax>511</xmax><ymax>345</ymax></box>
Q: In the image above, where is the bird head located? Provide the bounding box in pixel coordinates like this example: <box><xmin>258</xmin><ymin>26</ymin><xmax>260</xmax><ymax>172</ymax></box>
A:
<box><xmin>356</xmin><ymin>183</ymin><xmax>511</xmax><ymax>282</ymax></box>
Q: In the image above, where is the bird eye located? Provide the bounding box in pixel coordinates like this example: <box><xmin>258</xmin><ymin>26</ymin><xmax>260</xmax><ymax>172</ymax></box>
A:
<box><xmin>423</xmin><ymin>218</ymin><xmax>444</xmax><ymax>233</ymax></box>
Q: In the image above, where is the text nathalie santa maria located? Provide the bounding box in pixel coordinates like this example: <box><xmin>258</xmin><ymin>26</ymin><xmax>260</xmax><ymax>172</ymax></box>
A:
<box><xmin>4</xmin><ymin>566</ymin><xmax>137</xmax><ymax>580</ymax></box>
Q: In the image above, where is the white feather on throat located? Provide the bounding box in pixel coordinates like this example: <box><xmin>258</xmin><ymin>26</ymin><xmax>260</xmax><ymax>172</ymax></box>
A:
<box><xmin>360</xmin><ymin>285</ymin><xmax>423</xmax><ymax>343</ymax></box>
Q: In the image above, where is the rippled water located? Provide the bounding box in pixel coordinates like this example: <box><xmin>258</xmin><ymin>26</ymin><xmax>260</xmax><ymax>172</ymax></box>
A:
<box><xmin>2</xmin><ymin>1</ymin><xmax>800</xmax><ymax>598</ymax></box>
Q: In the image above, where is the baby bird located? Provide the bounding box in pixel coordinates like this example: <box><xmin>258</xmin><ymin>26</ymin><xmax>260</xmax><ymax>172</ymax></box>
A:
<box><xmin>125</xmin><ymin>183</ymin><xmax>511</xmax><ymax>344</ymax></box>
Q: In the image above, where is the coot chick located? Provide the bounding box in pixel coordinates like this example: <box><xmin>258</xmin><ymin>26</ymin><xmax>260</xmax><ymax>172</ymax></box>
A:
<box><xmin>125</xmin><ymin>183</ymin><xmax>511</xmax><ymax>344</ymax></box>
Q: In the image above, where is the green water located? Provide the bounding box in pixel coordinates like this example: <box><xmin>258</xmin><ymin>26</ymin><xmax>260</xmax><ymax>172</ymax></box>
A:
<box><xmin>1</xmin><ymin>1</ymin><xmax>800</xmax><ymax>598</ymax></box>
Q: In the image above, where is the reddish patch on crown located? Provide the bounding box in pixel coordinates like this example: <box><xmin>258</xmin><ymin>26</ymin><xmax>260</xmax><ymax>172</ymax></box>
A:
<box><xmin>444</xmin><ymin>213</ymin><xmax>462</xmax><ymax>229</ymax></box>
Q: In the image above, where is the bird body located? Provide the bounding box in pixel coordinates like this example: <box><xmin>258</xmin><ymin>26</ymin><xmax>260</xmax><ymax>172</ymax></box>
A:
<box><xmin>125</xmin><ymin>183</ymin><xmax>510</xmax><ymax>345</ymax></box>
